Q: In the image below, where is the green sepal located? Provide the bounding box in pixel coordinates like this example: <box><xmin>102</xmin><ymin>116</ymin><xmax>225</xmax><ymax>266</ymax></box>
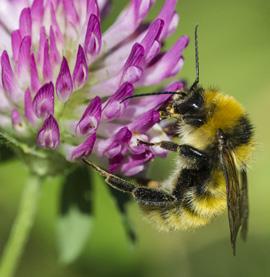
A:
<box><xmin>57</xmin><ymin>165</ymin><xmax>93</xmax><ymax>263</ymax></box>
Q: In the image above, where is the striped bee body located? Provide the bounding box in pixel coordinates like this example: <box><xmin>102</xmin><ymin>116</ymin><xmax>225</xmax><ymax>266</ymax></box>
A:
<box><xmin>141</xmin><ymin>89</ymin><xmax>254</xmax><ymax>248</ymax></box>
<box><xmin>84</xmin><ymin>27</ymin><xmax>255</xmax><ymax>254</ymax></box>
<box><xmin>142</xmin><ymin>164</ymin><xmax>227</xmax><ymax>231</ymax></box>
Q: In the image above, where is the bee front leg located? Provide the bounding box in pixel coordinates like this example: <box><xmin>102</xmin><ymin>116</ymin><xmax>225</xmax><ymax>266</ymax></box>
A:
<box><xmin>137</xmin><ymin>139</ymin><xmax>181</xmax><ymax>152</ymax></box>
<box><xmin>82</xmin><ymin>159</ymin><xmax>177</xmax><ymax>207</ymax></box>
<box><xmin>138</xmin><ymin>140</ymin><xmax>209</xmax><ymax>165</ymax></box>
<box><xmin>179</xmin><ymin>144</ymin><xmax>209</xmax><ymax>164</ymax></box>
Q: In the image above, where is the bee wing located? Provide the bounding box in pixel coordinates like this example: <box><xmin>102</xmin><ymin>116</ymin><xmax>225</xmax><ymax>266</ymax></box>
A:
<box><xmin>219</xmin><ymin>147</ymin><xmax>242</xmax><ymax>255</ymax></box>
<box><xmin>240</xmin><ymin>166</ymin><xmax>249</xmax><ymax>241</ymax></box>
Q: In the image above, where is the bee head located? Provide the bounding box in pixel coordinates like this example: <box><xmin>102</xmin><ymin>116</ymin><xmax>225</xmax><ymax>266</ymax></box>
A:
<box><xmin>172</xmin><ymin>88</ymin><xmax>203</xmax><ymax>113</ymax></box>
<box><xmin>170</xmin><ymin>25</ymin><xmax>206</xmax><ymax>127</ymax></box>
<box><xmin>171</xmin><ymin>86</ymin><xmax>206</xmax><ymax>127</ymax></box>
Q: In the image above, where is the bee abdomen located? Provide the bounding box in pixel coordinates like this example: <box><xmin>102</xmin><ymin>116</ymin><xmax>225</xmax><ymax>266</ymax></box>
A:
<box><xmin>181</xmin><ymin>178</ymin><xmax>227</xmax><ymax>220</ymax></box>
<box><xmin>141</xmin><ymin>204</ymin><xmax>212</xmax><ymax>231</ymax></box>
<box><xmin>141</xmin><ymin>187</ymin><xmax>226</xmax><ymax>231</ymax></box>
<box><xmin>184</xmin><ymin>193</ymin><xmax>226</xmax><ymax>219</ymax></box>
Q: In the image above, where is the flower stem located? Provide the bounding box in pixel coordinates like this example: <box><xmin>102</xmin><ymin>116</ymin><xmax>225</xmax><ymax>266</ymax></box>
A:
<box><xmin>0</xmin><ymin>174</ymin><xmax>42</xmax><ymax>277</ymax></box>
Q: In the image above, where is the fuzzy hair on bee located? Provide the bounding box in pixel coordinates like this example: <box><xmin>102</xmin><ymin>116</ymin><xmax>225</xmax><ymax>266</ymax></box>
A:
<box><xmin>82</xmin><ymin>26</ymin><xmax>254</xmax><ymax>255</ymax></box>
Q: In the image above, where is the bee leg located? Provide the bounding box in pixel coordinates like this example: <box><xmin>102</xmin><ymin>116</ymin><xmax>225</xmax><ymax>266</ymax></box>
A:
<box><xmin>179</xmin><ymin>144</ymin><xmax>208</xmax><ymax>164</ymax></box>
<box><xmin>132</xmin><ymin>187</ymin><xmax>177</xmax><ymax>207</ymax></box>
<box><xmin>83</xmin><ymin>159</ymin><xmax>177</xmax><ymax>207</ymax></box>
<box><xmin>138</xmin><ymin>140</ymin><xmax>209</xmax><ymax>164</ymax></box>
<box><xmin>106</xmin><ymin>176</ymin><xmax>177</xmax><ymax>207</ymax></box>
<box><xmin>138</xmin><ymin>139</ymin><xmax>180</xmax><ymax>152</ymax></box>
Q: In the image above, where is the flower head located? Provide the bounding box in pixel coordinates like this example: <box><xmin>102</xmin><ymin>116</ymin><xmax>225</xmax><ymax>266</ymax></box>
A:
<box><xmin>0</xmin><ymin>0</ymin><xmax>188</xmax><ymax>176</ymax></box>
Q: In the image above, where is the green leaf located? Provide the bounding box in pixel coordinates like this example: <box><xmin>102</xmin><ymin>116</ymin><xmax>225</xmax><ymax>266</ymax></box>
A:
<box><xmin>57</xmin><ymin>166</ymin><xmax>93</xmax><ymax>263</ymax></box>
<box><xmin>109</xmin><ymin>187</ymin><xmax>137</xmax><ymax>245</ymax></box>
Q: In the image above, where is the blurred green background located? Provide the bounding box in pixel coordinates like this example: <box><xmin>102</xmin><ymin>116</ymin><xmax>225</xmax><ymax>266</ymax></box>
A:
<box><xmin>1</xmin><ymin>0</ymin><xmax>270</xmax><ymax>276</ymax></box>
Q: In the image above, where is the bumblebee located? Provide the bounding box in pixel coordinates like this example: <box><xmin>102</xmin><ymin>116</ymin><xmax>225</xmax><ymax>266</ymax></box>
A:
<box><xmin>83</xmin><ymin>26</ymin><xmax>254</xmax><ymax>254</ymax></box>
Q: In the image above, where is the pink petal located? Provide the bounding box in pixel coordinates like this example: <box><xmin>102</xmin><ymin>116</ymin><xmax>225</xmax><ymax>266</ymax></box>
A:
<box><xmin>139</xmin><ymin>35</ymin><xmax>189</xmax><ymax>86</ymax></box>
<box><xmin>129</xmin><ymin>110</ymin><xmax>160</xmax><ymax>133</ymax></box>
<box><xmin>37</xmin><ymin>26</ymin><xmax>46</xmax><ymax>63</ymax></box>
<box><xmin>11</xmin><ymin>30</ymin><xmax>22</xmax><ymax>62</ymax></box>
<box><xmin>121</xmin><ymin>151</ymin><xmax>153</xmax><ymax>176</ymax></box>
<box><xmin>31</xmin><ymin>0</ymin><xmax>44</xmax><ymax>22</ymax></box>
<box><xmin>121</xmin><ymin>43</ymin><xmax>144</xmax><ymax>83</ymax></box>
<box><xmin>99</xmin><ymin>127</ymin><xmax>132</xmax><ymax>158</ymax></box>
<box><xmin>11</xmin><ymin>109</ymin><xmax>21</xmax><ymax>126</ymax></box>
<box><xmin>1</xmin><ymin>51</ymin><xmax>18</xmax><ymax>100</ymax></box>
<box><xmin>30</xmin><ymin>54</ymin><xmax>40</xmax><ymax>93</ymax></box>
<box><xmin>50</xmin><ymin>3</ymin><xmax>63</xmax><ymax>42</ymax></box>
<box><xmin>76</xmin><ymin>96</ymin><xmax>102</xmax><ymax>136</ymax></box>
<box><xmin>87</xmin><ymin>0</ymin><xmax>100</xmax><ymax>18</ymax></box>
<box><xmin>17</xmin><ymin>36</ymin><xmax>31</xmax><ymax>75</ymax></box>
<box><xmin>73</xmin><ymin>45</ymin><xmax>88</xmax><ymax>88</ymax></box>
<box><xmin>101</xmin><ymin>0</ymin><xmax>154</xmax><ymax>56</ymax></box>
<box><xmin>43</xmin><ymin>39</ymin><xmax>53</xmax><ymax>81</ymax></box>
<box><xmin>24</xmin><ymin>88</ymin><xmax>37</xmax><ymax>124</ymax></box>
<box><xmin>141</xmin><ymin>19</ymin><xmax>164</xmax><ymax>55</ymax></box>
<box><xmin>63</xmin><ymin>0</ymin><xmax>80</xmax><ymax>26</ymax></box>
<box><xmin>37</xmin><ymin>114</ymin><xmax>60</xmax><ymax>149</ymax></box>
<box><xmin>70</xmin><ymin>133</ymin><xmax>96</xmax><ymax>160</ymax></box>
<box><xmin>84</xmin><ymin>14</ymin><xmax>102</xmax><ymax>58</ymax></box>
<box><xmin>158</xmin><ymin>0</ymin><xmax>178</xmax><ymax>39</ymax></box>
<box><xmin>19</xmin><ymin>7</ymin><xmax>32</xmax><ymax>37</ymax></box>
<box><xmin>49</xmin><ymin>27</ymin><xmax>60</xmax><ymax>65</ymax></box>
<box><xmin>56</xmin><ymin>57</ymin><xmax>73</xmax><ymax>102</ymax></box>
<box><xmin>32</xmin><ymin>82</ymin><xmax>54</xmax><ymax>118</ymax></box>
<box><xmin>103</xmin><ymin>82</ymin><xmax>133</xmax><ymax>120</ymax></box>
<box><xmin>108</xmin><ymin>154</ymin><xmax>124</xmax><ymax>173</ymax></box>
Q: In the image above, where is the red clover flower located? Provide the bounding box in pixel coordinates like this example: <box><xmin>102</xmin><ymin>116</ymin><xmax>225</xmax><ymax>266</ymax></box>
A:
<box><xmin>0</xmin><ymin>0</ymin><xmax>188</xmax><ymax>176</ymax></box>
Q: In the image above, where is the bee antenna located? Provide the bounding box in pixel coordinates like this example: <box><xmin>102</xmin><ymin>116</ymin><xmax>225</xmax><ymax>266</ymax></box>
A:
<box><xmin>195</xmin><ymin>25</ymin><xmax>200</xmax><ymax>84</ymax></box>
<box><xmin>190</xmin><ymin>25</ymin><xmax>200</xmax><ymax>90</ymax></box>
<box><xmin>120</xmin><ymin>91</ymin><xmax>182</xmax><ymax>103</ymax></box>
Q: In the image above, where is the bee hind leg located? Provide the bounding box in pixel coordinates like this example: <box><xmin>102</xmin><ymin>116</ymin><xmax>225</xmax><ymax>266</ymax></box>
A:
<box><xmin>132</xmin><ymin>187</ymin><xmax>177</xmax><ymax>207</ymax></box>
<box><xmin>82</xmin><ymin>159</ymin><xmax>177</xmax><ymax>207</ymax></box>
